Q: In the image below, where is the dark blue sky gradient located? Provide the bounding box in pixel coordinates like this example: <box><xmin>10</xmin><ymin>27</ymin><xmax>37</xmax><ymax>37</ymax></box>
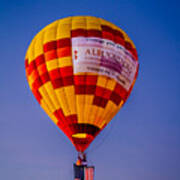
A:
<box><xmin>1</xmin><ymin>0</ymin><xmax>180</xmax><ymax>179</ymax></box>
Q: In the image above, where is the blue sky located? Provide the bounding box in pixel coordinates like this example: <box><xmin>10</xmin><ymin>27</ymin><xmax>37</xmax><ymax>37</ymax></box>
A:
<box><xmin>1</xmin><ymin>0</ymin><xmax>180</xmax><ymax>179</ymax></box>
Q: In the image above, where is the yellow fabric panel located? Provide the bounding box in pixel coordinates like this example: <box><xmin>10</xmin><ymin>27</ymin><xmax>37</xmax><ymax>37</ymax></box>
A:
<box><xmin>43</xmin><ymin>82</ymin><xmax>61</xmax><ymax>110</ymax></box>
<box><xmin>90</xmin><ymin>106</ymin><xmax>103</xmax><ymax>128</ymax></box>
<box><xmin>87</xmin><ymin>105</ymin><xmax>97</xmax><ymax>126</ymax></box>
<box><xmin>97</xmin><ymin>76</ymin><xmax>108</xmax><ymax>88</ymax></box>
<box><xmin>63</xmin><ymin>86</ymin><xmax>76</xmax><ymax>115</ymax></box>
<box><xmin>101</xmin><ymin>101</ymin><xmax>118</xmax><ymax>124</ymax></box>
<box><xmin>25</xmin><ymin>74</ymin><xmax>32</xmax><ymax>90</ymax></box>
<box><xmin>84</xmin><ymin>95</ymin><xmax>94</xmax><ymax>124</ymax></box>
<box><xmin>111</xmin><ymin>100</ymin><xmax>124</xmax><ymax>119</ymax></box>
<box><xmin>85</xmin><ymin>102</ymin><xmax>96</xmax><ymax>125</ymax></box>
<box><xmin>76</xmin><ymin>95</ymin><xmax>85</xmax><ymax>123</ymax></box>
<box><xmin>99</xmin><ymin>18</ymin><xmax>114</xmax><ymax>28</ymax></box>
<box><xmin>110</xmin><ymin>23</ymin><xmax>119</xmax><ymax>31</ymax></box>
<box><xmin>27</xmin><ymin>71</ymin><xmax>34</xmax><ymax>85</ymax></box>
<box><xmin>26</xmin><ymin>38</ymin><xmax>36</xmax><ymax>64</ymax></box>
<box><xmin>40</xmin><ymin>99</ymin><xmax>58</xmax><ymax>124</ymax></box>
<box><xmin>72</xmin><ymin>16</ymin><xmax>87</xmax><ymax>30</ymax></box>
<box><xmin>28</xmin><ymin>70</ymin><xmax>39</xmax><ymax>85</ymax></box>
<box><xmin>106</xmin><ymin>78</ymin><xmax>116</xmax><ymax>91</ymax></box>
<box><xmin>86</xmin><ymin>16</ymin><xmax>101</xmax><ymax>30</ymax></box>
<box><xmin>43</xmin><ymin>20</ymin><xmax>58</xmax><ymax>32</ymax></box>
<box><xmin>84</xmin><ymin>104</ymin><xmax>93</xmax><ymax>124</ymax></box>
<box><xmin>94</xmin><ymin>107</ymin><xmax>104</xmax><ymax>128</ymax></box>
<box><xmin>58</xmin><ymin>56</ymin><xmax>72</xmax><ymax>67</ymax></box>
<box><xmin>34</xmin><ymin>32</ymin><xmax>44</xmax><ymax>58</ymax></box>
<box><xmin>27</xmin><ymin>78</ymin><xmax>32</xmax><ymax>90</ymax></box>
<box><xmin>27</xmin><ymin>38</ymin><xmax>36</xmax><ymax>63</ymax></box>
<box><xmin>43</xmin><ymin>25</ymin><xmax>57</xmax><ymax>44</ymax></box>
<box><xmin>55</xmin><ymin>88</ymin><xmax>71</xmax><ymax>116</ymax></box>
<box><xmin>56</xmin><ymin>17</ymin><xmax>72</xmax><ymax>39</ymax></box>
<box><xmin>84</xmin><ymin>95</ymin><xmax>94</xmax><ymax>105</ymax></box>
<box><xmin>39</xmin><ymin>85</ymin><xmax>56</xmax><ymax>113</ymax></box>
<box><xmin>46</xmin><ymin>59</ymin><xmax>58</xmax><ymax>71</ymax></box>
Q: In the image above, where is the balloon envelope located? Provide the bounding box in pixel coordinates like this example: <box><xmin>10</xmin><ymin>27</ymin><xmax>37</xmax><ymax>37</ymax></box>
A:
<box><xmin>25</xmin><ymin>16</ymin><xmax>139</xmax><ymax>152</ymax></box>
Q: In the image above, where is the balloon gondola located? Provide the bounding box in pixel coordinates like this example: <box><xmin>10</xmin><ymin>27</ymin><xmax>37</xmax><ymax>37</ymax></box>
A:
<box><xmin>25</xmin><ymin>16</ymin><xmax>139</xmax><ymax>180</ymax></box>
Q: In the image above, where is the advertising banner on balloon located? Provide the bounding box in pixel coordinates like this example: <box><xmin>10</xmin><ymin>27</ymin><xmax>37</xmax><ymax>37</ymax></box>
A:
<box><xmin>72</xmin><ymin>37</ymin><xmax>138</xmax><ymax>91</ymax></box>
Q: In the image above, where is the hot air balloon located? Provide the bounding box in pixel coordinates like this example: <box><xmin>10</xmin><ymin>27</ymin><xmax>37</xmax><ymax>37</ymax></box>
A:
<box><xmin>25</xmin><ymin>16</ymin><xmax>139</xmax><ymax>180</ymax></box>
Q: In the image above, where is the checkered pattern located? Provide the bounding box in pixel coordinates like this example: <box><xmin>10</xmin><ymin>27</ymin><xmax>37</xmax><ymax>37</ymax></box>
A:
<box><xmin>25</xmin><ymin>16</ymin><xmax>139</xmax><ymax>152</ymax></box>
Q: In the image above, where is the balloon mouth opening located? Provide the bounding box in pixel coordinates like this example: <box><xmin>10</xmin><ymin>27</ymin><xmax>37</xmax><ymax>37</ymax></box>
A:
<box><xmin>72</xmin><ymin>133</ymin><xmax>88</xmax><ymax>138</ymax></box>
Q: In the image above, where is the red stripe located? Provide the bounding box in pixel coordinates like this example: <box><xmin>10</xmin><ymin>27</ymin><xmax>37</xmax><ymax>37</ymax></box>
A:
<box><xmin>35</xmin><ymin>54</ymin><xmax>45</xmax><ymax>66</ymax></box>
<box><xmin>44</xmin><ymin>41</ymin><xmax>57</xmax><ymax>52</ymax></box>
<box><xmin>75</xmin><ymin>85</ymin><xmax>86</xmax><ymax>94</ymax></box>
<box><xmin>95</xmin><ymin>86</ymin><xmax>112</xmax><ymax>99</ymax></box>
<box><xmin>75</xmin><ymin>85</ymin><xmax>96</xmax><ymax>94</ymax></box>
<box><xmin>132</xmin><ymin>48</ymin><xmax>138</xmax><ymax>60</ymax></box>
<box><xmin>27</xmin><ymin>61</ymin><xmax>36</xmax><ymax>75</ymax></box>
<box><xmin>52</xmin><ymin>78</ymin><xmax>63</xmax><ymax>88</ymax></box>
<box><xmin>115</xmin><ymin>36</ymin><xmax>125</xmax><ymax>46</ymax></box>
<box><xmin>86</xmin><ymin>75</ymin><xmax>97</xmax><ymax>85</ymax></box>
<box><xmin>54</xmin><ymin>109</ymin><xmax>77</xmax><ymax>138</ymax></box>
<box><xmin>57</xmin><ymin>38</ymin><xmax>71</xmax><ymax>48</ymax></box>
<box><xmin>87</xmin><ymin>30</ymin><xmax>102</xmax><ymax>37</ymax></box>
<box><xmin>60</xmin><ymin>66</ymin><xmax>73</xmax><ymax>77</ymax></box>
<box><xmin>25</xmin><ymin>59</ymin><xmax>28</xmax><ymax>68</ymax></box>
<box><xmin>32</xmin><ymin>77</ymin><xmax>43</xmax><ymax>90</ymax></box>
<box><xmin>102</xmin><ymin>31</ymin><xmax>114</xmax><ymax>41</ymax></box>
<box><xmin>27</xmin><ymin>55</ymin><xmax>45</xmax><ymax>76</ymax></box>
<box><xmin>54</xmin><ymin>109</ymin><xmax>70</xmax><ymax>136</ymax></box>
<box><xmin>71</xmin><ymin>29</ymin><xmax>87</xmax><ymax>37</ymax></box>
<box><xmin>125</xmin><ymin>41</ymin><xmax>138</xmax><ymax>60</ymax></box>
<box><xmin>32</xmin><ymin>89</ymin><xmax>42</xmax><ymax>103</ymax></box>
<box><xmin>63</xmin><ymin>76</ymin><xmax>73</xmax><ymax>86</ymax></box>
<box><xmin>114</xmin><ymin>83</ymin><xmax>126</xmax><ymax>94</ymax></box>
<box><xmin>86</xmin><ymin>85</ymin><xmax>96</xmax><ymax>94</ymax></box>
<box><xmin>101</xmin><ymin>25</ymin><xmax>114</xmax><ymax>34</ymax></box>
<box><xmin>135</xmin><ymin>64</ymin><xmax>139</xmax><ymax>79</ymax></box>
<box><xmin>49</xmin><ymin>69</ymin><xmax>61</xmax><ymax>80</ymax></box>
<box><xmin>74</xmin><ymin>75</ymin><xmax>86</xmax><ymax>85</ymax></box>
<box><xmin>114</xmin><ymin>29</ymin><xmax>124</xmax><ymax>39</ymax></box>
<box><xmin>93</xmin><ymin>96</ymin><xmax>108</xmax><ymax>108</ymax></box>
<box><xmin>110</xmin><ymin>92</ymin><xmax>121</xmax><ymax>105</ymax></box>
<box><xmin>125</xmin><ymin>41</ymin><xmax>133</xmax><ymax>51</ymax></box>
<box><xmin>40</xmin><ymin>72</ymin><xmax>50</xmax><ymax>83</ymax></box>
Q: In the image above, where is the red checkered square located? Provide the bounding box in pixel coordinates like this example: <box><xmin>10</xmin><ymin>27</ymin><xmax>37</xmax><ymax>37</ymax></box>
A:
<box><xmin>86</xmin><ymin>75</ymin><xmax>97</xmax><ymax>85</ymax></box>
<box><xmin>60</xmin><ymin>66</ymin><xmax>73</xmax><ymax>77</ymax></box>
<box><xmin>74</xmin><ymin>75</ymin><xmax>86</xmax><ymax>85</ymax></box>
<box><xmin>49</xmin><ymin>69</ymin><xmax>61</xmax><ymax>80</ymax></box>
